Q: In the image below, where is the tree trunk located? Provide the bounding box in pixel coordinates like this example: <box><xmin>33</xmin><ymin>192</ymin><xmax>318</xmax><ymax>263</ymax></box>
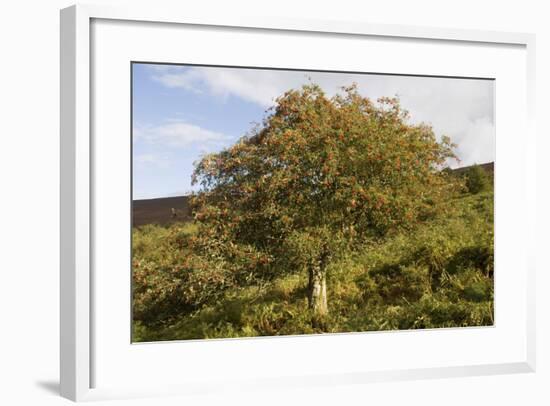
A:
<box><xmin>308</xmin><ymin>266</ymin><xmax>328</xmax><ymax>317</ymax></box>
<box><xmin>308</xmin><ymin>246</ymin><xmax>330</xmax><ymax>319</ymax></box>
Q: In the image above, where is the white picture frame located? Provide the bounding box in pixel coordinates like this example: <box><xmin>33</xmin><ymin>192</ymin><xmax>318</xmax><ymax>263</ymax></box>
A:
<box><xmin>60</xmin><ymin>4</ymin><xmax>536</xmax><ymax>402</ymax></box>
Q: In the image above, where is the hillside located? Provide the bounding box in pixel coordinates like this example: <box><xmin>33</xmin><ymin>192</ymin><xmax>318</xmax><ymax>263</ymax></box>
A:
<box><xmin>132</xmin><ymin>184</ymin><xmax>494</xmax><ymax>342</ymax></box>
<box><xmin>132</xmin><ymin>196</ymin><xmax>192</xmax><ymax>227</ymax></box>
<box><xmin>452</xmin><ymin>162</ymin><xmax>494</xmax><ymax>177</ymax></box>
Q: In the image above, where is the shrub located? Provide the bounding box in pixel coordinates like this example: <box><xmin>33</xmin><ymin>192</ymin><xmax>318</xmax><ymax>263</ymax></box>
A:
<box><xmin>465</xmin><ymin>164</ymin><xmax>490</xmax><ymax>194</ymax></box>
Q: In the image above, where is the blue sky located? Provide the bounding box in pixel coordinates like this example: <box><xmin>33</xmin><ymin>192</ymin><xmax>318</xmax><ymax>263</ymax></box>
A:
<box><xmin>132</xmin><ymin>63</ymin><xmax>494</xmax><ymax>200</ymax></box>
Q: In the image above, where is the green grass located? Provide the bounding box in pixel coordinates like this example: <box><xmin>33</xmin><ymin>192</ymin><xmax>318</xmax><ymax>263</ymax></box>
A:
<box><xmin>132</xmin><ymin>189</ymin><xmax>493</xmax><ymax>342</ymax></box>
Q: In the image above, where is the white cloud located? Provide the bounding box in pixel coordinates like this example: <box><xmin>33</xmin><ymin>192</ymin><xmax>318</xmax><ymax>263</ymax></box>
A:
<box><xmin>152</xmin><ymin>69</ymin><xmax>204</xmax><ymax>94</ymax></box>
<box><xmin>134</xmin><ymin>153</ymin><xmax>170</xmax><ymax>168</ymax></box>
<box><xmin>148</xmin><ymin>65</ymin><xmax>495</xmax><ymax>166</ymax></box>
<box><xmin>373</xmin><ymin>76</ymin><xmax>495</xmax><ymax>167</ymax></box>
<box><xmin>451</xmin><ymin>117</ymin><xmax>495</xmax><ymax>168</ymax></box>
<box><xmin>134</xmin><ymin>121</ymin><xmax>232</xmax><ymax>149</ymax></box>
<box><xmin>151</xmin><ymin>66</ymin><xmax>297</xmax><ymax>107</ymax></box>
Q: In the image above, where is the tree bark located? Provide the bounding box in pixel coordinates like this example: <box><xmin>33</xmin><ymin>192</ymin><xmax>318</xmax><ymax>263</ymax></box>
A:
<box><xmin>308</xmin><ymin>246</ymin><xmax>329</xmax><ymax>318</ymax></box>
<box><xmin>308</xmin><ymin>266</ymin><xmax>328</xmax><ymax>317</ymax></box>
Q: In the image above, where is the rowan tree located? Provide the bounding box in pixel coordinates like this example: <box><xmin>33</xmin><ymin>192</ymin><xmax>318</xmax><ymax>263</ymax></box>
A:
<box><xmin>190</xmin><ymin>83</ymin><xmax>461</xmax><ymax>321</ymax></box>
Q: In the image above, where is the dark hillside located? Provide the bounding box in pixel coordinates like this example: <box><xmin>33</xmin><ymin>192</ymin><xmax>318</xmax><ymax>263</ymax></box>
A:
<box><xmin>132</xmin><ymin>196</ymin><xmax>192</xmax><ymax>227</ymax></box>
<box><xmin>452</xmin><ymin>162</ymin><xmax>494</xmax><ymax>177</ymax></box>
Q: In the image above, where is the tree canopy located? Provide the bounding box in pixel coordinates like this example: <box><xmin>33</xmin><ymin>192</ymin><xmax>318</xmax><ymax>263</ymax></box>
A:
<box><xmin>189</xmin><ymin>83</ymin><xmax>462</xmax><ymax>319</ymax></box>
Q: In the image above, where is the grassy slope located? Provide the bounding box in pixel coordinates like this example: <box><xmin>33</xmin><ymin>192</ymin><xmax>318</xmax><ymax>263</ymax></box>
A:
<box><xmin>133</xmin><ymin>189</ymin><xmax>494</xmax><ymax>342</ymax></box>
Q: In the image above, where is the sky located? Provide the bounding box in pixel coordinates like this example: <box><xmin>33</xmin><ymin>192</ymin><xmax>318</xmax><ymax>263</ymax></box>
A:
<box><xmin>132</xmin><ymin>63</ymin><xmax>495</xmax><ymax>200</ymax></box>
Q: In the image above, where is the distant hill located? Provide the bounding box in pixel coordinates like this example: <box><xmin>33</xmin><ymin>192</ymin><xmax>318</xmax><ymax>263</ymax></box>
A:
<box><xmin>133</xmin><ymin>195</ymin><xmax>192</xmax><ymax>227</ymax></box>
<box><xmin>132</xmin><ymin>162</ymin><xmax>495</xmax><ymax>227</ymax></box>
<box><xmin>452</xmin><ymin>162</ymin><xmax>494</xmax><ymax>177</ymax></box>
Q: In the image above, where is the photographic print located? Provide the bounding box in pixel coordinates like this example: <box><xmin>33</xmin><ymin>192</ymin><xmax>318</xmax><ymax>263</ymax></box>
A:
<box><xmin>131</xmin><ymin>63</ymin><xmax>494</xmax><ymax>342</ymax></box>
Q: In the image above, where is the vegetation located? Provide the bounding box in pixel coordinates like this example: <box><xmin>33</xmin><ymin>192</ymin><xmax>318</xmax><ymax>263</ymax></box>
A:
<box><xmin>464</xmin><ymin>164</ymin><xmax>491</xmax><ymax>194</ymax></box>
<box><xmin>132</xmin><ymin>84</ymin><xmax>494</xmax><ymax>342</ymax></box>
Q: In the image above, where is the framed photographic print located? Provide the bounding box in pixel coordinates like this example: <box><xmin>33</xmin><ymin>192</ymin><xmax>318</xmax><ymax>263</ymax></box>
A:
<box><xmin>60</xmin><ymin>4</ymin><xmax>536</xmax><ymax>402</ymax></box>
